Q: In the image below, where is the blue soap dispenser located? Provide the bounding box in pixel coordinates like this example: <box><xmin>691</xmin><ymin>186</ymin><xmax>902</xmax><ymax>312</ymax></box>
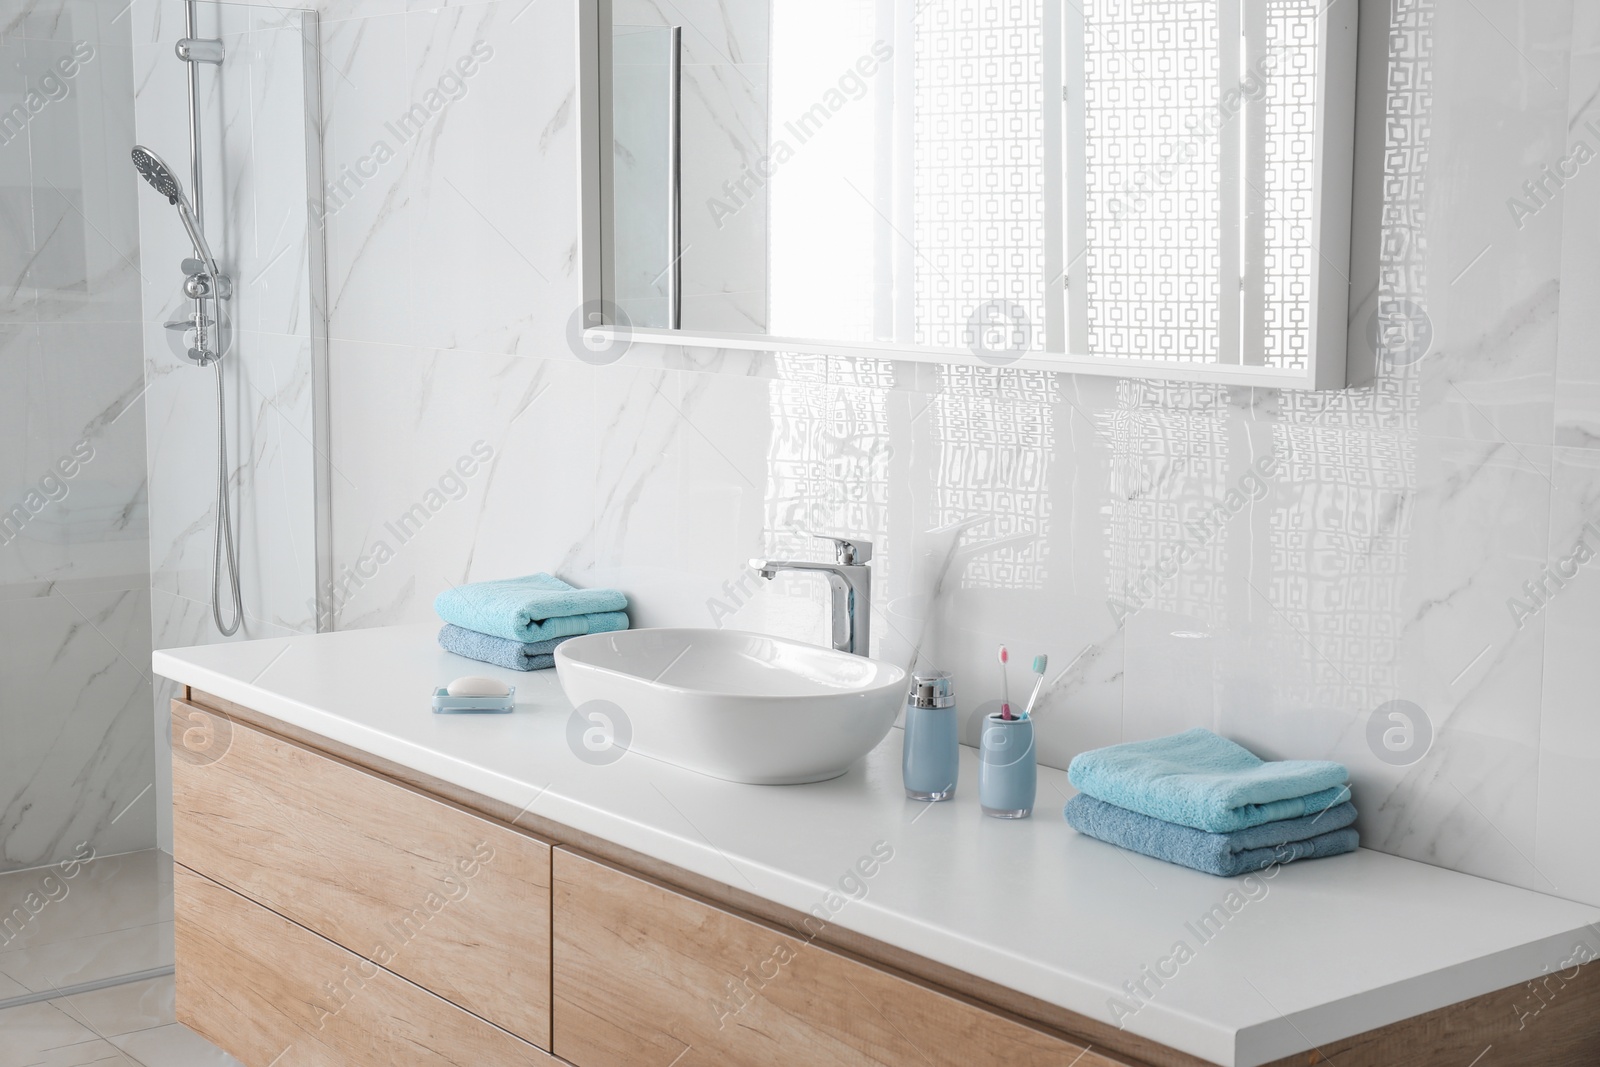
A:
<box><xmin>903</xmin><ymin>670</ymin><xmax>959</xmax><ymax>801</ymax></box>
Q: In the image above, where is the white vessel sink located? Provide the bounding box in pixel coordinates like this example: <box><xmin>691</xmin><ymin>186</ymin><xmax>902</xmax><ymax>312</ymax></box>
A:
<box><xmin>554</xmin><ymin>628</ymin><xmax>907</xmax><ymax>785</ymax></box>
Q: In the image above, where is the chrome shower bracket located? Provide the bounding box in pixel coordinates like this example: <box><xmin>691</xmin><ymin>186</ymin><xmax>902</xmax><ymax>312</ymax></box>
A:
<box><xmin>182</xmin><ymin>257</ymin><xmax>232</xmax><ymax>301</ymax></box>
<box><xmin>175</xmin><ymin>37</ymin><xmax>225</xmax><ymax>63</ymax></box>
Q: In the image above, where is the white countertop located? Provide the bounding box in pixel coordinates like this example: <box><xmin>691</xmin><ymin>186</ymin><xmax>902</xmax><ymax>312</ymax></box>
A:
<box><xmin>154</xmin><ymin>626</ymin><xmax>1600</xmax><ymax>1067</ymax></box>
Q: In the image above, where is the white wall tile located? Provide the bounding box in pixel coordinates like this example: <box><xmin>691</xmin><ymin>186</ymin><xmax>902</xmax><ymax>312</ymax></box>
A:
<box><xmin>1414</xmin><ymin>0</ymin><xmax>1571</xmax><ymax>447</ymax></box>
<box><xmin>299</xmin><ymin>0</ymin><xmax>1600</xmax><ymax>910</ymax></box>
<box><xmin>403</xmin><ymin>0</ymin><xmax>580</xmax><ymax>353</ymax></box>
<box><xmin>319</xmin><ymin>9</ymin><xmax>417</xmax><ymax>344</ymax></box>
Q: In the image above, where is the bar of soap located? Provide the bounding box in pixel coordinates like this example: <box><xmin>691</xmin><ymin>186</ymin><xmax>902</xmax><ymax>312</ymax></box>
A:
<box><xmin>446</xmin><ymin>676</ymin><xmax>511</xmax><ymax>698</ymax></box>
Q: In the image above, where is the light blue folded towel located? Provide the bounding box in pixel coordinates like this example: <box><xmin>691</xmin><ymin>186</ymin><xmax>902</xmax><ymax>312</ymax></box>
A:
<box><xmin>1064</xmin><ymin>793</ymin><xmax>1359</xmax><ymax>877</ymax></box>
<box><xmin>438</xmin><ymin>625</ymin><xmax>575</xmax><ymax>672</ymax></box>
<box><xmin>434</xmin><ymin>574</ymin><xmax>629</xmax><ymax>643</ymax></box>
<box><xmin>1067</xmin><ymin>728</ymin><xmax>1351</xmax><ymax>833</ymax></box>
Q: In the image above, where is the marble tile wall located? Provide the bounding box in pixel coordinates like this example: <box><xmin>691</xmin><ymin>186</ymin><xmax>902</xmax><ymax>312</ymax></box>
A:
<box><xmin>0</xmin><ymin>0</ymin><xmax>156</xmax><ymax>870</ymax></box>
<box><xmin>307</xmin><ymin>0</ymin><xmax>1600</xmax><ymax>906</ymax></box>
<box><xmin>129</xmin><ymin>0</ymin><xmax>322</xmax><ymax>852</ymax></box>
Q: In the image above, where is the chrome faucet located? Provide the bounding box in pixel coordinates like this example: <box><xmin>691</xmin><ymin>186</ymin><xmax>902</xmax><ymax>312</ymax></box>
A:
<box><xmin>751</xmin><ymin>536</ymin><xmax>873</xmax><ymax>657</ymax></box>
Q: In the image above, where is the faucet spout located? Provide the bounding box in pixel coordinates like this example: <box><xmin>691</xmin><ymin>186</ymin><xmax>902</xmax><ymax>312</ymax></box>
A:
<box><xmin>749</xmin><ymin>536</ymin><xmax>874</xmax><ymax>656</ymax></box>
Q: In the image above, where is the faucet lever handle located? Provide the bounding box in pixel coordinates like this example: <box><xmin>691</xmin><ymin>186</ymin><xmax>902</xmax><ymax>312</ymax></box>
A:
<box><xmin>813</xmin><ymin>534</ymin><xmax>872</xmax><ymax>565</ymax></box>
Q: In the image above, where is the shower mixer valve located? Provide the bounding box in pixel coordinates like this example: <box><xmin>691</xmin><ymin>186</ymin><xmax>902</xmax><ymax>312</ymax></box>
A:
<box><xmin>162</xmin><ymin>312</ymin><xmax>223</xmax><ymax>366</ymax></box>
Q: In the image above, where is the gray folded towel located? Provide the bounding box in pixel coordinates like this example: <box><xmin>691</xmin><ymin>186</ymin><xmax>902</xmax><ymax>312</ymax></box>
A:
<box><xmin>438</xmin><ymin>624</ymin><xmax>571</xmax><ymax>671</ymax></box>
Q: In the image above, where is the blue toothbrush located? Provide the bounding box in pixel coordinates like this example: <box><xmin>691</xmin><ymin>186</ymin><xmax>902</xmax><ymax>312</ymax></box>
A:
<box><xmin>1021</xmin><ymin>654</ymin><xmax>1048</xmax><ymax>718</ymax></box>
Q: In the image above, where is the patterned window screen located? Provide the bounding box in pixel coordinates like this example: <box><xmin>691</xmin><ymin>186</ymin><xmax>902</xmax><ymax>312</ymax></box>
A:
<box><xmin>1259</xmin><ymin>1</ymin><xmax>1320</xmax><ymax>369</ymax></box>
<box><xmin>1081</xmin><ymin>0</ymin><xmax>1221</xmax><ymax>361</ymax></box>
<box><xmin>1072</xmin><ymin>0</ymin><xmax>1323</xmax><ymax>365</ymax></box>
<box><xmin>913</xmin><ymin>0</ymin><xmax>1047</xmax><ymax>350</ymax></box>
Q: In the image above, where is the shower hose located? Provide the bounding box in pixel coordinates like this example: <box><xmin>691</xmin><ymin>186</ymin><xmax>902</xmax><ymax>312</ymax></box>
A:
<box><xmin>210</xmin><ymin>332</ymin><xmax>243</xmax><ymax>637</ymax></box>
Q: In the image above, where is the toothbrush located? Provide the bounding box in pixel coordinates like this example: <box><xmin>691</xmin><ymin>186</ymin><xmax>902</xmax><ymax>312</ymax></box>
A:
<box><xmin>998</xmin><ymin>645</ymin><xmax>1013</xmax><ymax>720</ymax></box>
<box><xmin>1021</xmin><ymin>654</ymin><xmax>1048</xmax><ymax>718</ymax></box>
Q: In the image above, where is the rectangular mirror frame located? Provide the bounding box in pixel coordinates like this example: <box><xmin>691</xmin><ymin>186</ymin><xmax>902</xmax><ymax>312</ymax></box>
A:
<box><xmin>576</xmin><ymin>0</ymin><xmax>1374</xmax><ymax>390</ymax></box>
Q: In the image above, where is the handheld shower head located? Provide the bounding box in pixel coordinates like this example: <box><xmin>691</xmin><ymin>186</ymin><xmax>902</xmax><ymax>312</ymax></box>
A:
<box><xmin>131</xmin><ymin>145</ymin><xmax>186</xmax><ymax>207</ymax></box>
<box><xmin>131</xmin><ymin>144</ymin><xmax>221</xmax><ymax>283</ymax></box>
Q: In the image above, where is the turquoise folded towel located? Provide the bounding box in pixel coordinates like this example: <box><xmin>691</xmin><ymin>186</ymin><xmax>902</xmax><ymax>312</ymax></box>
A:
<box><xmin>1067</xmin><ymin>729</ymin><xmax>1351</xmax><ymax>833</ymax></box>
<box><xmin>434</xmin><ymin>574</ymin><xmax>629</xmax><ymax>643</ymax></box>
<box><xmin>1064</xmin><ymin>793</ymin><xmax>1359</xmax><ymax>877</ymax></box>
<box><xmin>438</xmin><ymin>625</ymin><xmax>574</xmax><ymax>672</ymax></box>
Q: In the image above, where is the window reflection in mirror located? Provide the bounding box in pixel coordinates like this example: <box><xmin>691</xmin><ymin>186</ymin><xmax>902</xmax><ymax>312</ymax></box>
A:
<box><xmin>1068</xmin><ymin>0</ymin><xmax>1330</xmax><ymax>370</ymax></box>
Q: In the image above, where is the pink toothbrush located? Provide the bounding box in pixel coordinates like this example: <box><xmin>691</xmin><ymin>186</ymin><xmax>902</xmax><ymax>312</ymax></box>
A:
<box><xmin>998</xmin><ymin>645</ymin><xmax>1013</xmax><ymax>720</ymax></box>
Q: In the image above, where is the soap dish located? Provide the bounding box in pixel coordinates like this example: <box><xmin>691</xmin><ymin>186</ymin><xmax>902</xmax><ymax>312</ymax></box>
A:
<box><xmin>431</xmin><ymin>687</ymin><xmax>516</xmax><ymax>715</ymax></box>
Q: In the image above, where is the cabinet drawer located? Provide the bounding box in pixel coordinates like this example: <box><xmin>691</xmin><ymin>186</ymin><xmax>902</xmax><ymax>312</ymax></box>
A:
<box><xmin>552</xmin><ymin>849</ymin><xmax>1126</xmax><ymax>1067</ymax></box>
<box><xmin>176</xmin><ymin>864</ymin><xmax>553</xmax><ymax>1065</ymax></box>
<box><xmin>171</xmin><ymin>699</ymin><xmax>552</xmax><ymax>1048</ymax></box>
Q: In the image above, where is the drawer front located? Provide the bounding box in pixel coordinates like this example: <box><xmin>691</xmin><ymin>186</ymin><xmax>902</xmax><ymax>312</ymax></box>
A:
<box><xmin>552</xmin><ymin>849</ymin><xmax>1124</xmax><ymax>1067</ymax></box>
<box><xmin>171</xmin><ymin>698</ymin><xmax>552</xmax><ymax>1048</ymax></box>
<box><xmin>176</xmin><ymin>864</ymin><xmax>553</xmax><ymax>1066</ymax></box>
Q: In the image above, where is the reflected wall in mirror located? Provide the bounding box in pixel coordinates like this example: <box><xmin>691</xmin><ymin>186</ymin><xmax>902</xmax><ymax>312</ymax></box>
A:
<box><xmin>586</xmin><ymin>0</ymin><xmax>1360</xmax><ymax>389</ymax></box>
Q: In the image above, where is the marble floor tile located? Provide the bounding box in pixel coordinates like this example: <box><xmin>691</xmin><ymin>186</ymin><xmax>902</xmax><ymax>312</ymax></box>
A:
<box><xmin>0</xmin><ymin>1004</ymin><xmax>236</xmax><ymax>1066</ymax></box>
<box><xmin>0</xmin><ymin>923</ymin><xmax>172</xmax><ymax>995</ymax></box>
<box><xmin>16</xmin><ymin>1039</ymin><xmax>140</xmax><ymax>1067</ymax></box>
<box><xmin>0</xmin><ymin>1004</ymin><xmax>99</xmax><ymax>1067</ymax></box>
<box><xmin>108</xmin><ymin>1024</ymin><xmax>242</xmax><ymax>1067</ymax></box>
<box><xmin>0</xmin><ymin>852</ymin><xmax>172</xmax><ymax>956</ymax></box>
<box><xmin>50</xmin><ymin>976</ymin><xmax>174</xmax><ymax>1040</ymax></box>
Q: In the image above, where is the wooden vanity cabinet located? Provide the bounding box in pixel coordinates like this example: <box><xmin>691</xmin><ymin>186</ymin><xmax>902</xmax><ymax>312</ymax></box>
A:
<box><xmin>169</xmin><ymin>690</ymin><xmax>1600</xmax><ymax>1067</ymax></box>
<box><xmin>175</xmin><ymin>864</ymin><xmax>554</xmax><ymax>1064</ymax></box>
<box><xmin>170</xmin><ymin>698</ymin><xmax>554</xmax><ymax>1058</ymax></box>
<box><xmin>551</xmin><ymin>848</ymin><xmax>1123</xmax><ymax>1067</ymax></box>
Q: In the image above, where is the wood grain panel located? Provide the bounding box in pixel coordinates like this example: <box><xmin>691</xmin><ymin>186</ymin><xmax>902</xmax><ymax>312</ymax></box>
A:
<box><xmin>1259</xmin><ymin>943</ymin><xmax>1600</xmax><ymax>1067</ymax></box>
<box><xmin>171</xmin><ymin>698</ymin><xmax>552</xmax><ymax>1049</ymax></box>
<box><xmin>552</xmin><ymin>848</ymin><xmax>1137</xmax><ymax>1067</ymax></box>
<box><xmin>175</xmin><ymin>863</ymin><xmax>553</xmax><ymax>1066</ymax></box>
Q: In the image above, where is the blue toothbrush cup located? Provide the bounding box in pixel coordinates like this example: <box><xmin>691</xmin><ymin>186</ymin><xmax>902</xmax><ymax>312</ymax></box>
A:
<box><xmin>979</xmin><ymin>713</ymin><xmax>1036</xmax><ymax>818</ymax></box>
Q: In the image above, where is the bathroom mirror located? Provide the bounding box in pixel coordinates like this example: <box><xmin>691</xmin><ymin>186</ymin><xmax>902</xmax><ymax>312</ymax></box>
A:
<box><xmin>580</xmin><ymin>0</ymin><xmax>1361</xmax><ymax>389</ymax></box>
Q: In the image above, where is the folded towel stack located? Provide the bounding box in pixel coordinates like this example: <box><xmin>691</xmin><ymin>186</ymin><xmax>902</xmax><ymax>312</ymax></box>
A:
<box><xmin>434</xmin><ymin>573</ymin><xmax>629</xmax><ymax>672</ymax></box>
<box><xmin>1064</xmin><ymin>729</ymin><xmax>1358</xmax><ymax>877</ymax></box>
